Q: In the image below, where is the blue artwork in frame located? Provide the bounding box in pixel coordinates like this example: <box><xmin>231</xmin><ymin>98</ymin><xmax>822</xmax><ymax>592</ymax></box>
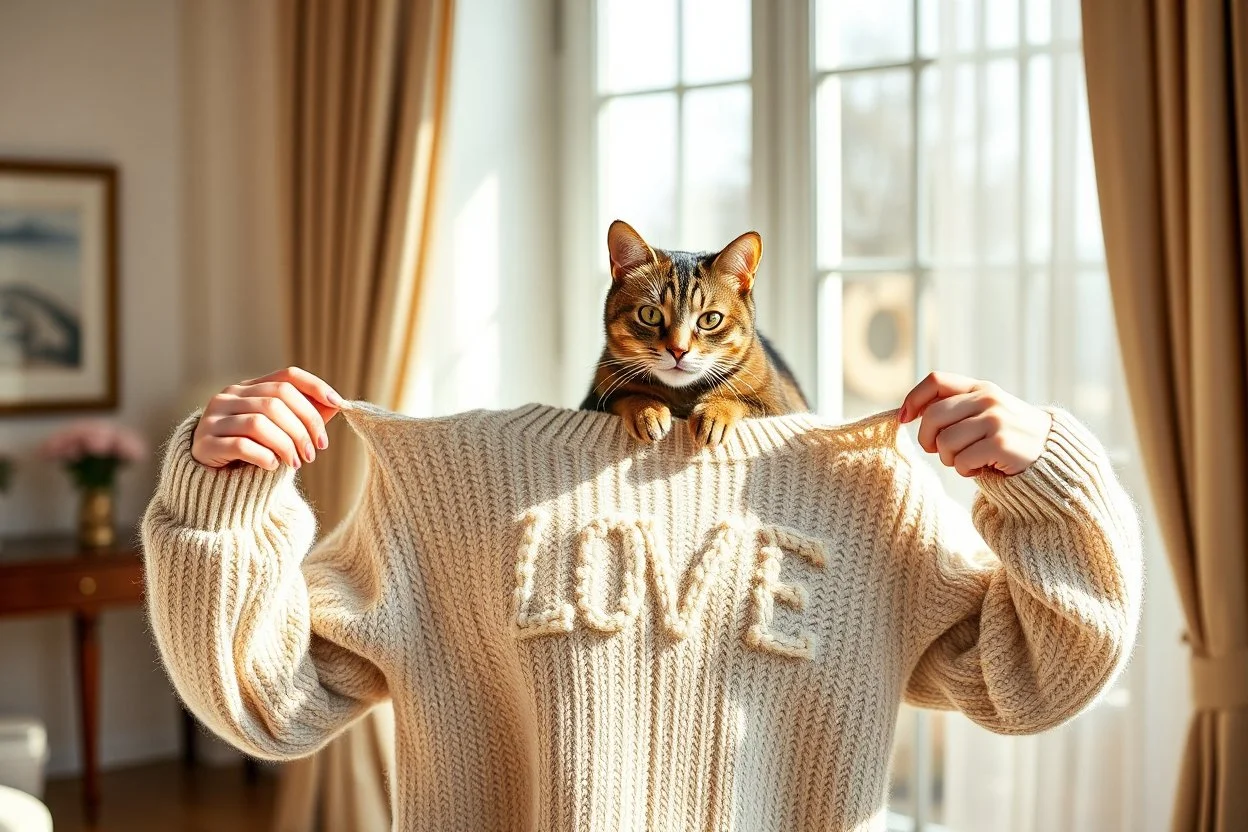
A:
<box><xmin>0</xmin><ymin>161</ymin><xmax>118</xmax><ymax>413</ymax></box>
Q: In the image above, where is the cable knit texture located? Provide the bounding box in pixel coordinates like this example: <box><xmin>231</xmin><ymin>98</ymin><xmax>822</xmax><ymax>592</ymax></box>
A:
<box><xmin>141</xmin><ymin>401</ymin><xmax>1142</xmax><ymax>832</ymax></box>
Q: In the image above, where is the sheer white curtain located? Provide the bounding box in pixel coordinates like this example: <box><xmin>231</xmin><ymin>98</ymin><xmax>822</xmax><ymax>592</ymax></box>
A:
<box><xmin>940</xmin><ymin>688</ymin><xmax>1133</xmax><ymax>832</ymax></box>
<box><xmin>915</xmin><ymin>23</ymin><xmax>1141</xmax><ymax>832</ymax></box>
<box><xmin>909</xmin><ymin>2</ymin><xmax>1185</xmax><ymax>826</ymax></box>
<box><xmin>811</xmin><ymin>1</ymin><xmax>1182</xmax><ymax>829</ymax></box>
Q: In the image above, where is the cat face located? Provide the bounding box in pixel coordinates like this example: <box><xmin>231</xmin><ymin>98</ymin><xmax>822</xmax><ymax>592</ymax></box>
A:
<box><xmin>603</xmin><ymin>221</ymin><xmax>763</xmax><ymax>389</ymax></box>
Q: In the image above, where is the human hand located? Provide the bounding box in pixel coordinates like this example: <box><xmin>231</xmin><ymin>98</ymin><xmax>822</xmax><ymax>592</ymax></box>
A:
<box><xmin>897</xmin><ymin>371</ymin><xmax>1052</xmax><ymax>477</ymax></box>
<box><xmin>191</xmin><ymin>367</ymin><xmax>349</xmax><ymax>470</ymax></box>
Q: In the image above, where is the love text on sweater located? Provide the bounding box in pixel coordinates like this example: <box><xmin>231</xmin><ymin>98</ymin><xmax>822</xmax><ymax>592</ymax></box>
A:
<box><xmin>511</xmin><ymin>509</ymin><xmax>828</xmax><ymax>659</ymax></box>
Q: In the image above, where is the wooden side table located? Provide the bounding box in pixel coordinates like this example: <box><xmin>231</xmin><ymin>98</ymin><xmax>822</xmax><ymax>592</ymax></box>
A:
<box><xmin>0</xmin><ymin>532</ymin><xmax>143</xmax><ymax>824</ymax></box>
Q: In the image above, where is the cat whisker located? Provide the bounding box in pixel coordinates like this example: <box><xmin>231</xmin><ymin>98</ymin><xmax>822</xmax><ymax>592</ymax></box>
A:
<box><xmin>598</xmin><ymin>357</ymin><xmax>642</xmax><ymax>369</ymax></box>
<box><xmin>703</xmin><ymin>361</ymin><xmax>735</xmax><ymax>389</ymax></box>
<box><xmin>707</xmin><ymin>367</ymin><xmax>739</xmax><ymax>397</ymax></box>
<box><xmin>705</xmin><ymin>364</ymin><xmax>750</xmax><ymax>409</ymax></box>
<box><xmin>599</xmin><ymin>364</ymin><xmax>651</xmax><ymax>403</ymax></box>
<box><xmin>597</xmin><ymin>358</ymin><xmax>652</xmax><ymax>400</ymax></box>
<box><xmin>593</xmin><ymin>365</ymin><xmax>635</xmax><ymax>394</ymax></box>
<box><xmin>713</xmin><ymin>359</ymin><xmax>763</xmax><ymax>396</ymax></box>
<box><xmin>598</xmin><ymin>351</ymin><xmax>655</xmax><ymax>376</ymax></box>
<box><xmin>596</xmin><ymin>362</ymin><xmax>642</xmax><ymax>391</ymax></box>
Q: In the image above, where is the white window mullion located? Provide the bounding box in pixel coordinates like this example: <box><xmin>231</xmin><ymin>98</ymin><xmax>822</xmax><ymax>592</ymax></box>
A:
<box><xmin>766</xmin><ymin>0</ymin><xmax>816</xmax><ymax>392</ymax></box>
<box><xmin>1017</xmin><ymin>0</ymin><xmax>1039</xmax><ymax>404</ymax></box>
<box><xmin>748</xmin><ymin>0</ymin><xmax>778</xmax><ymax>337</ymax></box>
<box><xmin>674</xmin><ymin>0</ymin><xmax>686</xmax><ymax>241</ymax></box>
<box><xmin>909</xmin><ymin>0</ymin><xmax>934</xmax><ymax>820</ymax></box>
<box><xmin>556</xmin><ymin>0</ymin><xmax>600</xmax><ymax>407</ymax></box>
<box><xmin>1047</xmin><ymin>0</ymin><xmax>1071</xmax><ymax>410</ymax></box>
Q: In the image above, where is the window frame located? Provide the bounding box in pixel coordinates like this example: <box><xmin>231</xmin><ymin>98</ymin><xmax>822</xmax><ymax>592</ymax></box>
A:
<box><xmin>556</xmin><ymin>2</ymin><xmax>1183</xmax><ymax>829</ymax></box>
<box><xmin>557</xmin><ymin>0</ymin><xmax>813</xmax><ymax>406</ymax></box>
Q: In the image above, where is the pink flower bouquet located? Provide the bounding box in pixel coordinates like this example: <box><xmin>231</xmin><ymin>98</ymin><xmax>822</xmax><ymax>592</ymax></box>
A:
<box><xmin>38</xmin><ymin>420</ymin><xmax>147</xmax><ymax>490</ymax></box>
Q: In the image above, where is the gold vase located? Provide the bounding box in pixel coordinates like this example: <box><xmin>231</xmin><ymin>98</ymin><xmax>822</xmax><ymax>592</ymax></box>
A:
<box><xmin>79</xmin><ymin>487</ymin><xmax>116</xmax><ymax>549</ymax></box>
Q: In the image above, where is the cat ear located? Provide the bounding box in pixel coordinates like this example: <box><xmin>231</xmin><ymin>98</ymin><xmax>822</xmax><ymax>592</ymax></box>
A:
<box><xmin>607</xmin><ymin>220</ymin><xmax>658</xmax><ymax>281</ymax></box>
<box><xmin>713</xmin><ymin>231</ymin><xmax>763</xmax><ymax>294</ymax></box>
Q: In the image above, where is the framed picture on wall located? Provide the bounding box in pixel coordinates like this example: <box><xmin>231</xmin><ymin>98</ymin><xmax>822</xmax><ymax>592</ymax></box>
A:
<box><xmin>0</xmin><ymin>160</ymin><xmax>119</xmax><ymax>414</ymax></box>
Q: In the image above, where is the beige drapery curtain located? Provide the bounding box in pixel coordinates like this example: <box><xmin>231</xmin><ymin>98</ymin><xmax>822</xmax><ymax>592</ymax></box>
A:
<box><xmin>270</xmin><ymin>1</ymin><xmax>455</xmax><ymax>829</ymax></box>
<box><xmin>1081</xmin><ymin>3</ymin><xmax>1248</xmax><ymax>830</ymax></box>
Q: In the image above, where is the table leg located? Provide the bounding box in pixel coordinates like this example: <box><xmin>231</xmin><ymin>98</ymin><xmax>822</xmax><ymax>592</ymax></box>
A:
<box><xmin>74</xmin><ymin>610</ymin><xmax>101</xmax><ymax>824</ymax></box>
<box><xmin>181</xmin><ymin>705</ymin><xmax>197</xmax><ymax>767</ymax></box>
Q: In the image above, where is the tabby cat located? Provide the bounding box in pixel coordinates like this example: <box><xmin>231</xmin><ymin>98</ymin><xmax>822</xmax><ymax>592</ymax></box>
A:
<box><xmin>581</xmin><ymin>220</ymin><xmax>809</xmax><ymax>448</ymax></box>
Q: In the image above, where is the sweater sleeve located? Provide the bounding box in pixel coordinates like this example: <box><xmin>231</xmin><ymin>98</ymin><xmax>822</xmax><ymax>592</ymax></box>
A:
<box><xmin>896</xmin><ymin>405</ymin><xmax>1143</xmax><ymax>734</ymax></box>
<box><xmin>140</xmin><ymin>412</ymin><xmax>390</xmax><ymax>760</ymax></box>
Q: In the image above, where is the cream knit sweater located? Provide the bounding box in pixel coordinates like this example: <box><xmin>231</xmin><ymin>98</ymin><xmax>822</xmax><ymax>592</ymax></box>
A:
<box><xmin>142</xmin><ymin>401</ymin><xmax>1142</xmax><ymax>832</ymax></box>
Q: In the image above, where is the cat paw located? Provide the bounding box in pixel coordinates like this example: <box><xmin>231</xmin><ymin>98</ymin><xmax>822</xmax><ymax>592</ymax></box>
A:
<box><xmin>618</xmin><ymin>399</ymin><xmax>672</xmax><ymax>443</ymax></box>
<box><xmin>689</xmin><ymin>400</ymin><xmax>746</xmax><ymax>448</ymax></box>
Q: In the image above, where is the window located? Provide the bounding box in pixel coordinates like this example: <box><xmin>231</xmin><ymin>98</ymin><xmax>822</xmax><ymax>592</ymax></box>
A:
<box><xmin>595</xmin><ymin>0</ymin><xmax>754</xmax><ymax>250</ymax></box>
<box><xmin>563</xmin><ymin>1</ymin><xmax>1154</xmax><ymax>828</ymax></box>
<box><xmin>815</xmin><ymin>0</ymin><xmax>1117</xmax><ymax>438</ymax></box>
<box><xmin>557</xmin><ymin>0</ymin><xmax>758</xmax><ymax>404</ymax></box>
<box><xmin>812</xmin><ymin>4</ymin><xmax>1126</xmax><ymax>827</ymax></box>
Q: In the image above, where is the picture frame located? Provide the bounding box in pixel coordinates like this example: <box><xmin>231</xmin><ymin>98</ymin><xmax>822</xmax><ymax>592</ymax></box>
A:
<box><xmin>0</xmin><ymin>160</ymin><xmax>119</xmax><ymax>414</ymax></box>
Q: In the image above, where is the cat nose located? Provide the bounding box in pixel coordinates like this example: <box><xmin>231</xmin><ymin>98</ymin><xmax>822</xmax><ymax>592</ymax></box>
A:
<box><xmin>667</xmin><ymin>346</ymin><xmax>687</xmax><ymax>361</ymax></box>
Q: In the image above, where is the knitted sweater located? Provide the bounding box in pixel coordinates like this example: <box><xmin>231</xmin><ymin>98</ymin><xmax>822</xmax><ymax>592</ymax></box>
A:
<box><xmin>141</xmin><ymin>401</ymin><xmax>1142</xmax><ymax>832</ymax></box>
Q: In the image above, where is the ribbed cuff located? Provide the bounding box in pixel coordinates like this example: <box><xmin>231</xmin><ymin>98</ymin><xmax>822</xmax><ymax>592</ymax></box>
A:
<box><xmin>157</xmin><ymin>411</ymin><xmax>296</xmax><ymax>532</ymax></box>
<box><xmin>974</xmin><ymin>406</ymin><xmax>1117</xmax><ymax>522</ymax></box>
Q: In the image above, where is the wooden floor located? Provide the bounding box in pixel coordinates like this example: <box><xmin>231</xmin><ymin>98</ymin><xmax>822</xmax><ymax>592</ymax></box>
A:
<box><xmin>43</xmin><ymin>760</ymin><xmax>277</xmax><ymax>832</ymax></box>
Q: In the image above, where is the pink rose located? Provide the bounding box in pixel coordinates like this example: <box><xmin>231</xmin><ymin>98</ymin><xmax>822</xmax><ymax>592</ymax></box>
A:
<box><xmin>39</xmin><ymin>420</ymin><xmax>148</xmax><ymax>463</ymax></box>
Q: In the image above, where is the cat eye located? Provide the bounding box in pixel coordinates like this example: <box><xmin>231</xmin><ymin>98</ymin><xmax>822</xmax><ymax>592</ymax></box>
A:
<box><xmin>638</xmin><ymin>305</ymin><xmax>664</xmax><ymax>326</ymax></box>
<box><xmin>697</xmin><ymin>311</ymin><xmax>724</xmax><ymax>330</ymax></box>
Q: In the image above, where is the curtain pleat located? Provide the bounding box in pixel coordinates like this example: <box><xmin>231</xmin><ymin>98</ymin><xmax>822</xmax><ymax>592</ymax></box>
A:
<box><xmin>1081</xmin><ymin>2</ymin><xmax>1248</xmax><ymax>829</ymax></box>
<box><xmin>271</xmin><ymin>1</ymin><xmax>455</xmax><ymax>829</ymax></box>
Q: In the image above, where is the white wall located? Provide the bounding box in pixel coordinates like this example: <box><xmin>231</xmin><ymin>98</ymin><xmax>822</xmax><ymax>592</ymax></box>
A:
<box><xmin>0</xmin><ymin>0</ymin><xmax>188</xmax><ymax>535</ymax></box>
<box><xmin>0</xmin><ymin>0</ymin><xmax>558</xmax><ymax>776</ymax></box>
<box><xmin>0</xmin><ymin>0</ymin><xmax>188</xmax><ymax>776</ymax></box>
<box><xmin>0</xmin><ymin>0</ymin><xmax>288</xmax><ymax>775</ymax></box>
<box><xmin>180</xmin><ymin>0</ymin><xmax>286</xmax><ymax>389</ymax></box>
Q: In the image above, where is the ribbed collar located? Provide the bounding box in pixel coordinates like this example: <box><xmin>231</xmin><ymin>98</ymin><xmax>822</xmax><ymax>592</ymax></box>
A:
<box><xmin>345</xmin><ymin>401</ymin><xmax>904</xmax><ymax>463</ymax></box>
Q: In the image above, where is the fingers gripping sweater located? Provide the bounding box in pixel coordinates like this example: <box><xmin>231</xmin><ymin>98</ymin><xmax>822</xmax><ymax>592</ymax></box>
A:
<box><xmin>141</xmin><ymin>402</ymin><xmax>1142</xmax><ymax>832</ymax></box>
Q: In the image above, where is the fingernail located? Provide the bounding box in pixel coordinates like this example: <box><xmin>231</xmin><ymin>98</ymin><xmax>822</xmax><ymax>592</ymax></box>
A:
<box><xmin>316</xmin><ymin>433</ymin><xmax>328</xmax><ymax>450</ymax></box>
<box><xmin>292</xmin><ymin>456</ymin><xmax>301</xmax><ymax>469</ymax></box>
<box><xmin>328</xmin><ymin>390</ymin><xmax>348</xmax><ymax>408</ymax></box>
<box><xmin>897</xmin><ymin>406</ymin><xmax>908</xmax><ymax>423</ymax></box>
<box><xmin>304</xmin><ymin>442</ymin><xmax>316</xmax><ymax>462</ymax></box>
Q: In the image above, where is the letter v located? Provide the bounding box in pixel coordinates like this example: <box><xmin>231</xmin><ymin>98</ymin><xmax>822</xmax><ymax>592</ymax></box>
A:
<box><xmin>644</xmin><ymin>519</ymin><xmax>745</xmax><ymax>640</ymax></box>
